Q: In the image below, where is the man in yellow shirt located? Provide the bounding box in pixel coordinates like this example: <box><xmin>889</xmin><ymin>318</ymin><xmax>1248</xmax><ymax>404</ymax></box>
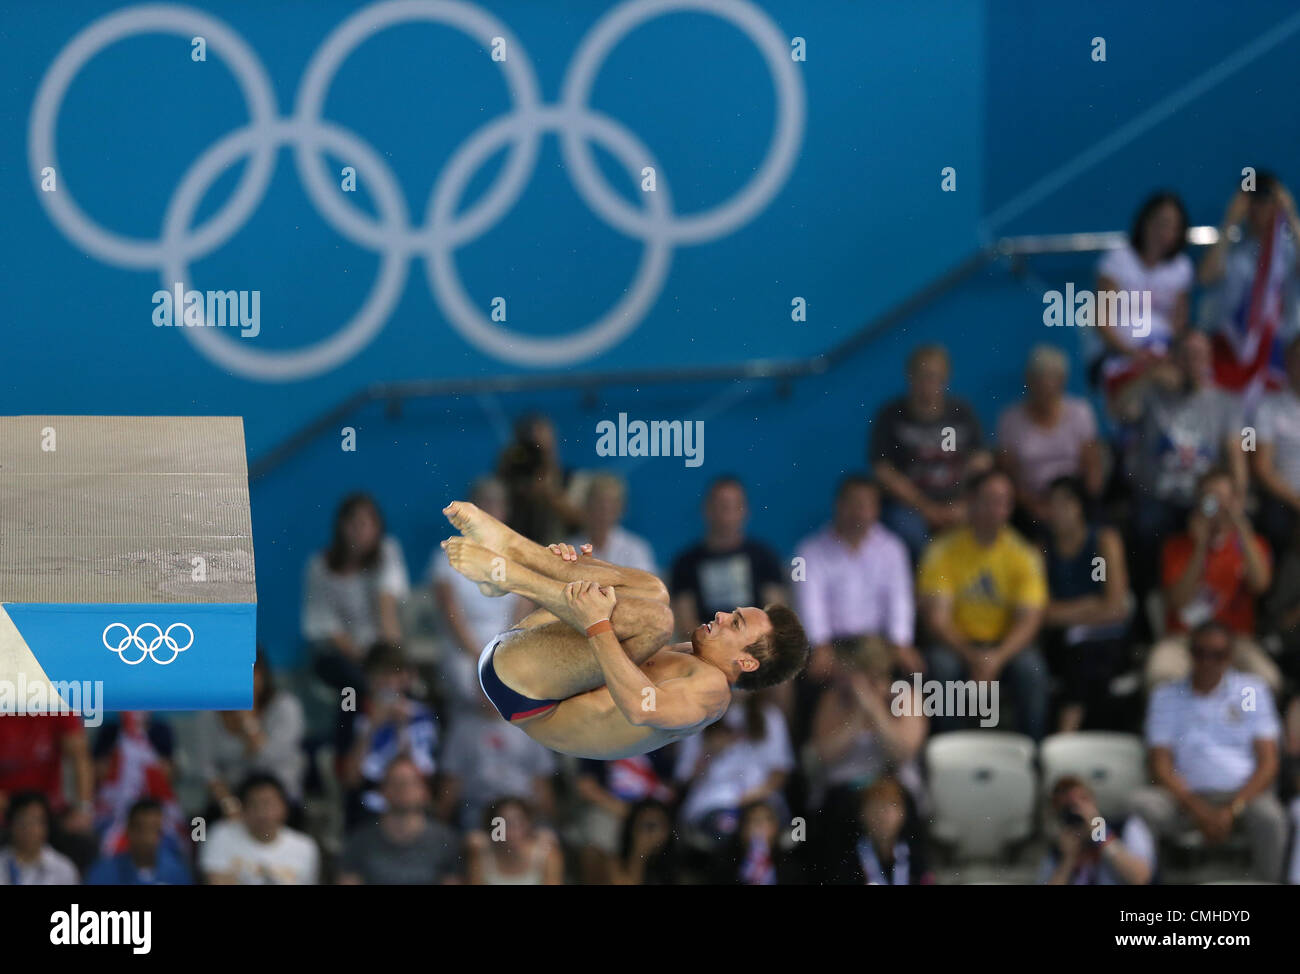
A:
<box><xmin>918</xmin><ymin>470</ymin><xmax>1049</xmax><ymax>739</ymax></box>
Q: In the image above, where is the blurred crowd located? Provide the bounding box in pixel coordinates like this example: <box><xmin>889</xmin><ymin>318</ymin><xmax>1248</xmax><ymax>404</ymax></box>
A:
<box><xmin>4</xmin><ymin>179</ymin><xmax>1300</xmax><ymax>885</ymax></box>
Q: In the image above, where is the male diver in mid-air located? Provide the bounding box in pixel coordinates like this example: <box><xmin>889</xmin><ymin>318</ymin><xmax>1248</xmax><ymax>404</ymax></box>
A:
<box><xmin>440</xmin><ymin>501</ymin><xmax>809</xmax><ymax>759</ymax></box>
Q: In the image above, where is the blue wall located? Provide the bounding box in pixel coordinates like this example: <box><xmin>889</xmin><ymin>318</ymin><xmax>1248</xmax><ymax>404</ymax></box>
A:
<box><xmin>3</xmin><ymin>0</ymin><xmax>1299</xmax><ymax>666</ymax></box>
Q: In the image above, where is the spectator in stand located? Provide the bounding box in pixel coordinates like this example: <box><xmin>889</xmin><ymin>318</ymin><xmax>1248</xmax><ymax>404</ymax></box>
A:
<box><xmin>1127</xmin><ymin>330</ymin><xmax>1246</xmax><ymax>600</ymax></box>
<box><xmin>607</xmin><ymin>799</ymin><xmax>680</xmax><ymax>885</ymax></box>
<box><xmin>572</xmin><ymin>751</ymin><xmax>675</xmax><ymax>884</ymax></box>
<box><xmin>0</xmin><ymin>714</ymin><xmax>94</xmax><ymax>871</ymax></box>
<box><xmin>85</xmin><ymin>799</ymin><xmax>192</xmax><ymax>886</ymax></box>
<box><xmin>829</xmin><ymin>776</ymin><xmax>933</xmax><ymax>885</ymax></box>
<box><xmin>919</xmin><ymin>469</ymin><xmax>1050</xmax><ymax>739</ymax></box>
<box><xmin>1261</xmin><ymin>527</ymin><xmax>1300</xmax><ymax>766</ymax></box>
<box><xmin>1133</xmin><ymin>620</ymin><xmax>1285</xmax><ymax>883</ymax></box>
<box><xmin>91</xmin><ymin>712</ymin><xmax>185</xmax><ymax>858</ymax></box>
<box><xmin>871</xmin><ymin>344</ymin><xmax>993</xmax><ymax>564</ymax></box>
<box><xmin>709</xmin><ymin>799</ymin><xmax>804</xmax><ymax>885</ymax></box>
<box><xmin>1149</xmin><ymin>468</ymin><xmax>1279</xmax><ymax>691</ymax></box>
<box><xmin>199</xmin><ymin>774</ymin><xmax>319</xmax><ymax>885</ymax></box>
<box><xmin>673</xmin><ymin>692</ymin><xmax>794</xmax><ymax>846</ymax></box>
<box><xmin>430</xmin><ymin>476</ymin><xmax>524</xmax><ymax>715</ymax></box>
<box><xmin>567</xmin><ymin>472</ymin><xmax>657</xmax><ymax>575</ymax></box>
<box><xmin>807</xmin><ymin>637</ymin><xmax>927</xmax><ymax>860</ymax></box>
<box><xmin>794</xmin><ymin>475</ymin><xmax>918</xmax><ymax>682</ymax></box>
<box><xmin>1091</xmin><ymin>191</ymin><xmax>1194</xmax><ymax>421</ymax></box>
<box><xmin>1251</xmin><ymin>335</ymin><xmax>1300</xmax><ymax>555</ymax></box>
<box><xmin>194</xmin><ymin>652</ymin><xmax>306</xmax><ymax>821</ymax></box>
<box><xmin>1039</xmin><ymin>775</ymin><xmax>1154</xmax><ymax>885</ymax></box>
<box><xmin>996</xmin><ymin>345</ymin><xmax>1104</xmax><ymax>529</ymax></box>
<box><xmin>0</xmin><ymin>792</ymin><xmax>80</xmax><ymax>885</ymax></box>
<box><xmin>1040</xmin><ymin>476</ymin><xmax>1134</xmax><ymax>732</ymax></box>
<box><xmin>303</xmin><ymin>492</ymin><xmax>410</xmax><ymax>699</ymax></box>
<box><xmin>669</xmin><ymin>476</ymin><xmax>785</xmax><ymax>638</ymax></box>
<box><xmin>1198</xmin><ymin>173</ymin><xmax>1300</xmax><ymax>406</ymax></box>
<box><xmin>465</xmin><ymin>797</ymin><xmax>563</xmax><ymax>885</ymax></box>
<box><xmin>336</xmin><ymin>756</ymin><xmax>461</xmax><ymax>885</ymax></box>
<box><xmin>496</xmin><ymin>413</ymin><xmax>584</xmax><ymax>544</ymax></box>
<box><xmin>436</xmin><ymin>692</ymin><xmax>556</xmax><ymax>832</ymax></box>
<box><xmin>339</xmin><ymin>642</ymin><xmax>439</xmax><ymax>824</ymax></box>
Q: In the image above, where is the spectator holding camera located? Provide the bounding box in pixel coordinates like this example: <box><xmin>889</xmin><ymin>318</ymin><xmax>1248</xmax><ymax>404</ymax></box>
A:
<box><xmin>339</xmin><ymin>642</ymin><xmax>438</xmax><ymax>824</ymax></box>
<box><xmin>1148</xmin><ymin>468</ymin><xmax>1279</xmax><ymax>690</ymax></box>
<box><xmin>1039</xmin><ymin>775</ymin><xmax>1154</xmax><ymax>885</ymax></box>
<box><xmin>195</xmin><ymin>653</ymin><xmax>306</xmax><ymax>821</ymax></box>
<box><xmin>807</xmin><ymin>636</ymin><xmax>927</xmax><ymax>846</ymax></box>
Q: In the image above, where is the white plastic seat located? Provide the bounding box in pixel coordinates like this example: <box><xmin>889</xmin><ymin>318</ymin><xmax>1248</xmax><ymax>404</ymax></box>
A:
<box><xmin>1039</xmin><ymin>731</ymin><xmax>1146</xmax><ymax>821</ymax></box>
<box><xmin>926</xmin><ymin>731</ymin><xmax>1037</xmax><ymax>860</ymax></box>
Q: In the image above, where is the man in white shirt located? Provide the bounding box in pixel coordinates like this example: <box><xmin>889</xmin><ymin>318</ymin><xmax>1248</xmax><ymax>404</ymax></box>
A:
<box><xmin>794</xmin><ymin>476</ymin><xmax>917</xmax><ymax>679</ymax></box>
<box><xmin>1131</xmin><ymin>620</ymin><xmax>1285</xmax><ymax>881</ymax></box>
<box><xmin>568</xmin><ymin>473</ymin><xmax>657</xmax><ymax>576</ymax></box>
<box><xmin>199</xmin><ymin>774</ymin><xmax>319</xmax><ymax>885</ymax></box>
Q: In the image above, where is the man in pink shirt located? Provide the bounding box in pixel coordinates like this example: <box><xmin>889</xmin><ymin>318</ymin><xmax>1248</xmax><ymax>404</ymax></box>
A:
<box><xmin>794</xmin><ymin>476</ymin><xmax>918</xmax><ymax>681</ymax></box>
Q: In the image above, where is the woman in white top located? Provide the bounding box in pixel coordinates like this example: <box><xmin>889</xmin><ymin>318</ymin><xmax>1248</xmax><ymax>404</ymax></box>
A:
<box><xmin>0</xmin><ymin>793</ymin><xmax>80</xmax><ymax>885</ymax></box>
<box><xmin>195</xmin><ymin>654</ymin><xmax>307</xmax><ymax>818</ymax></box>
<box><xmin>673</xmin><ymin>692</ymin><xmax>795</xmax><ymax>840</ymax></box>
<box><xmin>466</xmin><ymin>797</ymin><xmax>563</xmax><ymax>885</ymax></box>
<box><xmin>303</xmin><ymin>492</ymin><xmax>409</xmax><ymax>687</ymax></box>
<box><xmin>1093</xmin><ymin>191</ymin><xmax>1194</xmax><ymax>420</ymax></box>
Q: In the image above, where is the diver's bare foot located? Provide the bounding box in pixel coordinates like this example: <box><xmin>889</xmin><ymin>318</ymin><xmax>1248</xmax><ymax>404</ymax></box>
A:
<box><xmin>442</xmin><ymin>501</ymin><xmax>515</xmax><ymax>556</ymax></box>
<box><xmin>441</xmin><ymin>537</ymin><xmax>508</xmax><ymax>597</ymax></box>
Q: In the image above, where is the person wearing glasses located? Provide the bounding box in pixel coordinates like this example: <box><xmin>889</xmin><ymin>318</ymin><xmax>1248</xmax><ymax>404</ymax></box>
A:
<box><xmin>1132</xmin><ymin>620</ymin><xmax>1285</xmax><ymax>882</ymax></box>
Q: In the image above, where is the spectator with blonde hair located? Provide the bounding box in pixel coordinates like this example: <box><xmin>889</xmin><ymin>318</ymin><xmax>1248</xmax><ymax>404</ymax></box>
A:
<box><xmin>996</xmin><ymin>344</ymin><xmax>1104</xmax><ymax>528</ymax></box>
<box><xmin>567</xmin><ymin>472</ymin><xmax>657</xmax><ymax>575</ymax></box>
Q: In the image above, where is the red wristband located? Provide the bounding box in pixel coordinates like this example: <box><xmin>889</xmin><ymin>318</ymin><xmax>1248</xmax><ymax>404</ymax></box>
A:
<box><xmin>585</xmin><ymin>619</ymin><xmax>613</xmax><ymax>637</ymax></box>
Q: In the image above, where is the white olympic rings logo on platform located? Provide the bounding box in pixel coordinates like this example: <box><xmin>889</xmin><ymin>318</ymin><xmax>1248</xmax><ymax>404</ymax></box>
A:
<box><xmin>103</xmin><ymin>622</ymin><xmax>195</xmax><ymax>665</ymax></box>
<box><xmin>29</xmin><ymin>0</ymin><xmax>805</xmax><ymax>379</ymax></box>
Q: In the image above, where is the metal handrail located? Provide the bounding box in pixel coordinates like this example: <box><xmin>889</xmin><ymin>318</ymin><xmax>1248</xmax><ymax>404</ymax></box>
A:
<box><xmin>248</xmin><ymin>225</ymin><xmax>1218</xmax><ymax>480</ymax></box>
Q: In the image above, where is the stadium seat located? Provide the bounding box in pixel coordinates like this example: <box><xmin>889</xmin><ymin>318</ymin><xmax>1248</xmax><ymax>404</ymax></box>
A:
<box><xmin>1039</xmin><ymin>732</ymin><xmax>1147</xmax><ymax>822</ymax></box>
<box><xmin>926</xmin><ymin>731</ymin><xmax>1037</xmax><ymax>860</ymax></box>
